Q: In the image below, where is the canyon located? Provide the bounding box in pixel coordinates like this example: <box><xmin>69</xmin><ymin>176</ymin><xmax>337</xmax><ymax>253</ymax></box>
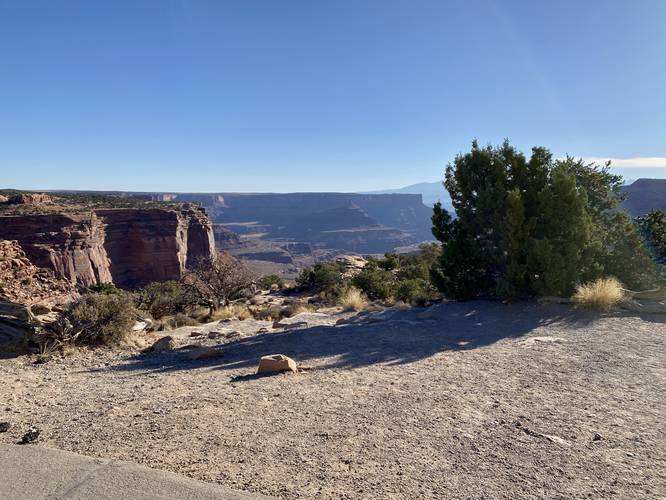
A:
<box><xmin>0</xmin><ymin>205</ymin><xmax>216</xmax><ymax>289</ymax></box>
<box><xmin>118</xmin><ymin>191</ymin><xmax>435</xmax><ymax>273</ymax></box>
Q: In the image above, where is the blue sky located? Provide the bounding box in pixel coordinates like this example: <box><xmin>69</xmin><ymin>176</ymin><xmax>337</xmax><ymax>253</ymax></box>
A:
<box><xmin>1</xmin><ymin>0</ymin><xmax>665</xmax><ymax>192</ymax></box>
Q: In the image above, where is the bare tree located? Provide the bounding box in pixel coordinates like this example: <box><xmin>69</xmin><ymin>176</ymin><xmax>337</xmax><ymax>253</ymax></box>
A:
<box><xmin>181</xmin><ymin>252</ymin><xmax>254</xmax><ymax>314</ymax></box>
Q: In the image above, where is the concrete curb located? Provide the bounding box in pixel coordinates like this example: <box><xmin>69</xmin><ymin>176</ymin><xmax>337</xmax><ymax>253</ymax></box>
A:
<box><xmin>0</xmin><ymin>444</ymin><xmax>273</xmax><ymax>500</ymax></box>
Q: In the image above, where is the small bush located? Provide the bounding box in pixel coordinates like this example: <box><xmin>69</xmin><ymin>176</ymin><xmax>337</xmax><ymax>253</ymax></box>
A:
<box><xmin>573</xmin><ymin>277</ymin><xmax>624</xmax><ymax>311</ymax></box>
<box><xmin>281</xmin><ymin>303</ymin><xmax>315</xmax><ymax>317</ymax></box>
<box><xmin>209</xmin><ymin>303</ymin><xmax>252</xmax><ymax>322</ymax></box>
<box><xmin>351</xmin><ymin>264</ymin><xmax>395</xmax><ymax>300</ymax></box>
<box><xmin>395</xmin><ymin>279</ymin><xmax>430</xmax><ymax>306</ymax></box>
<box><xmin>251</xmin><ymin>305</ymin><xmax>282</xmax><ymax>321</ymax></box>
<box><xmin>337</xmin><ymin>287</ymin><xmax>368</xmax><ymax>311</ymax></box>
<box><xmin>258</xmin><ymin>274</ymin><xmax>284</xmax><ymax>290</ymax></box>
<box><xmin>296</xmin><ymin>262</ymin><xmax>345</xmax><ymax>295</ymax></box>
<box><xmin>48</xmin><ymin>293</ymin><xmax>137</xmax><ymax>346</ymax></box>
<box><xmin>168</xmin><ymin>313</ymin><xmax>199</xmax><ymax>328</ymax></box>
<box><xmin>136</xmin><ymin>281</ymin><xmax>195</xmax><ymax>319</ymax></box>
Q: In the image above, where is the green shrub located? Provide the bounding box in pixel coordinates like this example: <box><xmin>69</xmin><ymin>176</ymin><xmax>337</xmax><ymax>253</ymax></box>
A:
<box><xmin>395</xmin><ymin>278</ymin><xmax>431</xmax><ymax>306</ymax></box>
<box><xmin>258</xmin><ymin>274</ymin><xmax>284</xmax><ymax>290</ymax></box>
<box><xmin>351</xmin><ymin>263</ymin><xmax>396</xmax><ymax>300</ymax></box>
<box><xmin>49</xmin><ymin>293</ymin><xmax>137</xmax><ymax>346</ymax></box>
<box><xmin>638</xmin><ymin>209</ymin><xmax>666</xmax><ymax>279</ymax></box>
<box><xmin>136</xmin><ymin>280</ymin><xmax>194</xmax><ymax>319</ymax></box>
<box><xmin>296</xmin><ymin>262</ymin><xmax>345</xmax><ymax>295</ymax></box>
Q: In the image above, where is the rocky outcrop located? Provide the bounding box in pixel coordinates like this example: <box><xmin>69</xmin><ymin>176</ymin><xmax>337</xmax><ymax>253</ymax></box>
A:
<box><xmin>336</xmin><ymin>255</ymin><xmax>368</xmax><ymax>278</ymax></box>
<box><xmin>0</xmin><ymin>299</ymin><xmax>36</xmax><ymax>349</ymax></box>
<box><xmin>8</xmin><ymin>193</ymin><xmax>52</xmax><ymax>205</ymax></box>
<box><xmin>0</xmin><ymin>240</ymin><xmax>74</xmax><ymax>305</ymax></box>
<box><xmin>0</xmin><ymin>206</ymin><xmax>215</xmax><ymax>288</ymax></box>
<box><xmin>0</xmin><ymin>240</ymin><xmax>76</xmax><ymax>349</ymax></box>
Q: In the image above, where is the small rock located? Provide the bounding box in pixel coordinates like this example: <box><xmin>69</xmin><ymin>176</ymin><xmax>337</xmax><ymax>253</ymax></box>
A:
<box><xmin>257</xmin><ymin>354</ymin><xmax>298</xmax><ymax>374</ymax></box>
<box><xmin>190</xmin><ymin>331</ymin><xmax>203</xmax><ymax>337</ymax></box>
<box><xmin>0</xmin><ymin>422</ymin><xmax>10</xmax><ymax>432</ymax></box>
<box><xmin>208</xmin><ymin>331</ymin><xmax>223</xmax><ymax>339</ymax></box>
<box><xmin>146</xmin><ymin>336</ymin><xmax>176</xmax><ymax>353</ymax></box>
<box><xmin>593</xmin><ymin>432</ymin><xmax>603</xmax><ymax>441</ymax></box>
<box><xmin>258</xmin><ymin>327</ymin><xmax>270</xmax><ymax>333</ymax></box>
<box><xmin>19</xmin><ymin>426</ymin><xmax>39</xmax><ymax>445</ymax></box>
<box><xmin>132</xmin><ymin>318</ymin><xmax>152</xmax><ymax>332</ymax></box>
<box><xmin>626</xmin><ymin>452</ymin><xmax>635</xmax><ymax>457</ymax></box>
<box><xmin>543</xmin><ymin>434</ymin><xmax>570</xmax><ymax>446</ymax></box>
<box><xmin>224</xmin><ymin>331</ymin><xmax>241</xmax><ymax>339</ymax></box>
<box><xmin>188</xmin><ymin>347</ymin><xmax>224</xmax><ymax>361</ymax></box>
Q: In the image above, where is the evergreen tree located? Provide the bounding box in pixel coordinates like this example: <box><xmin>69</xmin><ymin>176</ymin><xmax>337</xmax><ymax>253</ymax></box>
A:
<box><xmin>430</xmin><ymin>140</ymin><xmax>660</xmax><ymax>300</ymax></box>
<box><xmin>529</xmin><ymin>165</ymin><xmax>593</xmax><ymax>297</ymax></box>
<box><xmin>498</xmin><ymin>188</ymin><xmax>531</xmax><ymax>298</ymax></box>
<box><xmin>599</xmin><ymin>212</ymin><xmax>658</xmax><ymax>290</ymax></box>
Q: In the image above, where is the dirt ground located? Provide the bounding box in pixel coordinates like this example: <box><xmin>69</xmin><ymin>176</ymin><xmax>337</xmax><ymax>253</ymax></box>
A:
<box><xmin>1</xmin><ymin>301</ymin><xmax>665</xmax><ymax>499</ymax></box>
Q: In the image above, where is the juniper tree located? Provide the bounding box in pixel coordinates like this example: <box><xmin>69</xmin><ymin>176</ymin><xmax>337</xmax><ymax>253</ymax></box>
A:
<box><xmin>430</xmin><ymin>140</ymin><xmax>659</xmax><ymax>300</ymax></box>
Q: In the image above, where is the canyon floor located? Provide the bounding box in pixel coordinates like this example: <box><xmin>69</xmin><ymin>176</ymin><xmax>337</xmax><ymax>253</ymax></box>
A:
<box><xmin>1</xmin><ymin>301</ymin><xmax>665</xmax><ymax>499</ymax></box>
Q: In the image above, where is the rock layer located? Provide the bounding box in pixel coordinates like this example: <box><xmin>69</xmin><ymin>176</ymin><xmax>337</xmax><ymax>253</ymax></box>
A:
<box><xmin>0</xmin><ymin>206</ymin><xmax>215</xmax><ymax>288</ymax></box>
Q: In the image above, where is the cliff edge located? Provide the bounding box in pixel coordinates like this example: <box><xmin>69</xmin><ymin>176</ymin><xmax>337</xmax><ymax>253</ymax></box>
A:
<box><xmin>0</xmin><ymin>205</ymin><xmax>216</xmax><ymax>288</ymax></box>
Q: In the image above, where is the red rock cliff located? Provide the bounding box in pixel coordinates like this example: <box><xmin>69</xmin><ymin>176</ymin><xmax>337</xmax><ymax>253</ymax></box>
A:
<box><xmin>0</xmin><ymin>206</ymin><xmax>215</xmax><ymax>288</ymax></box>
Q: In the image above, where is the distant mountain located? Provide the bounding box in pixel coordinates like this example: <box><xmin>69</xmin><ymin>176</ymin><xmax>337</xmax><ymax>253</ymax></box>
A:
<box><xmin>364</xmin><ymin>181</ymin><xmax>452</xmax><ymax>209</ymax></box>
<box><xmin>364</xmin><ymin>176</ymin><xmax>666</xmax><ymax>219</ymax></box>
<box><xmin>621</xmin><ymin>178</ymin><xmax>666</xmax><ymax>216</ymax></box>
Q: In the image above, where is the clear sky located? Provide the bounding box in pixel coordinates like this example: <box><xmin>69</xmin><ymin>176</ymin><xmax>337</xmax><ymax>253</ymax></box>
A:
<box><xmin>1</xmin><ymin>0</ymin><xmax>665</xmax><ymax>192</ymax></box>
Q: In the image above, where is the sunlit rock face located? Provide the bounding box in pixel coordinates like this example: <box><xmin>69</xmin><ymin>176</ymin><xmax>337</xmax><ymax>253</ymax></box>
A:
<box><xmin>0</xmin><ymin>206</ymin><xmax>216</xmax><ymax>288</ymax></box>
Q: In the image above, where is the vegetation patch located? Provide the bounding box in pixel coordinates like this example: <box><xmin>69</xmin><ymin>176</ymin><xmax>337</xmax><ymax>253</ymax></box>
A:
<box><xmin>431</xmin><ymin>140</ymin><xmax>659</xmax><ymax>300</ymax></box>
<box><xmin>337</xmin><ymin>287</ymin><xmax>368</xmax><ymax>311</ymax></box>
<box><xmin>44</xmin><ymin>292</ymin><xmax>137</xmax><ymax>347</ymax></box>
<box><xmin>573</xmin><ymin>277</ymin><xmax>624</xmax><ymax>311</ymax></box>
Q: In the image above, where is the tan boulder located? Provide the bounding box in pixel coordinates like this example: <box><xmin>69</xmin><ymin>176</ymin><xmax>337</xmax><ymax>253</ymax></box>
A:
<box><xmin>149</xmin><ymin>336</ymin><xmax>176</xmax><ymax>353</ymax></box>
<box><xmin>257</xmin><ymin>354</ymin><xmax>297</xmax><ymax>374</ymax></box>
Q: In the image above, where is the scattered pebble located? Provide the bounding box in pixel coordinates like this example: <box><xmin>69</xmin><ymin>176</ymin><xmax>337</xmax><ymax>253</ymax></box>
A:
<box><xmin>18</xmin><ymin>426</ymin><xmax>40</xmax><ymax>445</ymax></box>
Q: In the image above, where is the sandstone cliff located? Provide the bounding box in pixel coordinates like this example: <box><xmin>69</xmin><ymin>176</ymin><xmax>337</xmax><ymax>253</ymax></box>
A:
<box><xmin>0</xmin><ymin>206</ymin><xmax>215</xmax><ymax>288</ymax></box>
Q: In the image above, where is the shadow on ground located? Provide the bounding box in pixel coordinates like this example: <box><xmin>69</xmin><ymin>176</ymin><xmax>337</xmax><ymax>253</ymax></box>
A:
<box><xmin>110</xmin><ymin>301</ymin><xmax>602</xmax><ymax>377</ymax></box>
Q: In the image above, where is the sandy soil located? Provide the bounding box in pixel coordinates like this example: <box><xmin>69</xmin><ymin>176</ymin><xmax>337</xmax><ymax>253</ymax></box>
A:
<box><xmin>1</xmin><ymin>301</ymin><xmax>665</xmax><ymax>499</ymax></box>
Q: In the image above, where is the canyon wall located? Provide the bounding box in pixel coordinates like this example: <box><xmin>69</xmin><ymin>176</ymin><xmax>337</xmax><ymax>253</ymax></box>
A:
<box><xmin>0</xmin><ymin>206</ymin><xmax>215</xmax><ymax>288</ymax></box>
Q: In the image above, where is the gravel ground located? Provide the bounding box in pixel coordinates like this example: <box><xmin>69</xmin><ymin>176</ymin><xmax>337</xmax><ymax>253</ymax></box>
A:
<box><xmin>1</xmin><ymin>301</ymin><xmax>665</xmax><ymax>499</ymax></box>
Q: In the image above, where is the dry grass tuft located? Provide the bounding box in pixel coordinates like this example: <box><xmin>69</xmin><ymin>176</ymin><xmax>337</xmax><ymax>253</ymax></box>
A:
<box><xmin>281</xmin><ymin>303</ymin><xmax>315</xmax><ymax>318</ymax></box>
<box><xmin>209</xmin><ymin>303</ymin><xmax>252</xmax><ymax>322</ymax></box>
<box><xmin>337</xmin><ymin>287</ymin><xmax>368</xmax><ymax>311</ymax></box>
<box><xmin>573</xmin><ymin>277</ymin><xmax>624</xmax><ymax>311</ymax></box>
